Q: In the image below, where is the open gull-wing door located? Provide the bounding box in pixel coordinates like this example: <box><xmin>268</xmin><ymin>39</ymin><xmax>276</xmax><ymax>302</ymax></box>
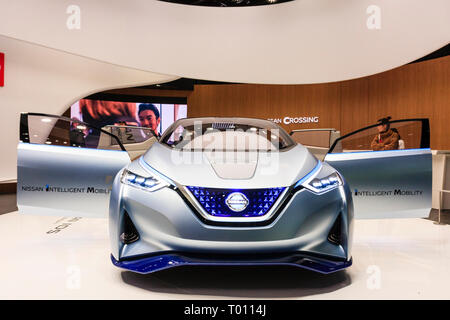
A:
<box><xmin>290</xmin><ymin>128</ymin><xmax>341</xmax><ymax>160</ymax></box>
<box><xmin>100</xmin><ymin>125</ymin><xmax>157</xmax><ymax>160</ymax></box>
<box><xmin>17</xmin><ymin>113</ymin><xmax>131</xmax><ymax>218</ymax></box>
<box><xmin>324</xmin><ymin>119</ymin><xmax>432</xmax><ymax>219</ymax></box>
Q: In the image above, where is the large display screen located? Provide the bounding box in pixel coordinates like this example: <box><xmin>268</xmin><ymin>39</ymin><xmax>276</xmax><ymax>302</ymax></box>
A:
<box><xmin>69</xmin><ymin>99</ymin><xmax>187</xmax><ymax>138</ymax></box>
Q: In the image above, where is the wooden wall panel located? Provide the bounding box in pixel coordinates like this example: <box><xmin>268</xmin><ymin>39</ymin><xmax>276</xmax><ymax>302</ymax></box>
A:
<box><xmin>187</xmin><ymin>56</ymin><xmax>450</xmax><ymax>150</ymax></box>
<box><xmin>366</xmin><ymin>56</ymin><xmax>450</xmax><ymax>149</ymax></box>
<box><xmin>339</xmin><ymin>78</ymin><xmax>370</xmax><ymax>136</ymax></box>
<box><xmin>188</xmin><ymin>83</ymin><xmax>341</xmax><ymax>133</ymax></box>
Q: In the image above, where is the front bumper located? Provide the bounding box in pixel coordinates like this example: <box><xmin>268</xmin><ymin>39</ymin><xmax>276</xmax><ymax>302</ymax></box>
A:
<box><xmin>111</xmin><ymin>252</ymin><xmax>352</xmax><ymax>274</ymax></box>
<box><xmin>109</xmin><ymin>168</ymin><xmax>354</xmax><ymax>272</ymax></box>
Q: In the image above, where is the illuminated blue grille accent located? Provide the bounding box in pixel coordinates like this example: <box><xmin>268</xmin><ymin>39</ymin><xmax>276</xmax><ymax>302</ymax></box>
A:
<box><xmin>186</xmin><ymin>186</ymin><xmax>286</xmax><ymax>218</ymax></box>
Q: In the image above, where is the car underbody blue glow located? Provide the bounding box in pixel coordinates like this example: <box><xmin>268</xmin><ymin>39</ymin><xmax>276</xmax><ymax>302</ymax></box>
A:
<box><xmin>111</xmin><ymin>253</ymin><xmax>352</xmax><ymax>274</ymax></box>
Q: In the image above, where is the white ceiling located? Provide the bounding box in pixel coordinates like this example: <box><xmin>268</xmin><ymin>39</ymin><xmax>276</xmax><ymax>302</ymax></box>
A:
<box><xmin>0</xmin><ymin>0</ymin><xmax>448</xmax><ymax>84</ymax></box>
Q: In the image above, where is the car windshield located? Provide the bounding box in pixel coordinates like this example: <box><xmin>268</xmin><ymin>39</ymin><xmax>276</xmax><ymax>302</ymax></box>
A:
<box><xmin>160</xmin><ymin>118</ymin><xmax>295</xmax><ymax>152</ymax></box>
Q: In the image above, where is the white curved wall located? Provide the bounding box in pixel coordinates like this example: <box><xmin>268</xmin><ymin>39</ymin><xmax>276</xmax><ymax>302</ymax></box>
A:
<box><xmin>0</xmin><ymin>0</ymin><xmax>448</xmax><ymax>84</ymax></box>
<box><xmin>0</xmin><ymin>36</ymin><xmax>176</xmax><ymax>181</ymax></box>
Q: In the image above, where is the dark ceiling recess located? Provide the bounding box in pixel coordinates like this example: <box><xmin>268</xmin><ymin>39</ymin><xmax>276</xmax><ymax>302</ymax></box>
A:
<box><xmin>158</xmin><ymin>0</ymin><xmax>292</xmax><ymax>7</ymax></box>
<box><xmin>411</xmin><ymin>43</ymin><xmax>450</xmax><ymax>64</ymax></box>
<box><xmin>139</xmin><ymin>78</ymin><xmax>235</xmax><ymax>91</ymax></box>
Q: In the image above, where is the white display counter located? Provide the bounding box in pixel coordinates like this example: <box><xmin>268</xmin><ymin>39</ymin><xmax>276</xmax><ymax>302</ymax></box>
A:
<box><xmin>432</xmin><ymin>150</ymin><xmax>450</xmax><ymax>210</ymax></box>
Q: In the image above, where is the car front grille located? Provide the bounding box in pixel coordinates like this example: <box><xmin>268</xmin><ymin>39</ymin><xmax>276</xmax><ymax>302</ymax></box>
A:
<box><xmin>186</xmin><ymin>186</ymin><xmax>286</xmax><ymax>218</ymax></box>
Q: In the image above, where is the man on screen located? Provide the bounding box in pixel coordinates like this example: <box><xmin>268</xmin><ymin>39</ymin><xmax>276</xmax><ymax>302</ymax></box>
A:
<box><xmin>138</xmin><ymin>103</ymin><xmax>161</xmax><ymax>137</ymax></box>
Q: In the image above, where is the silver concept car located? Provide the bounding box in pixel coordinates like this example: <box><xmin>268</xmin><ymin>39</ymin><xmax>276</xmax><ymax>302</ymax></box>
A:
<box><xmin>17</xmin><ymin>114</ymin><xmax>432</xmax><ymax>274</ymax></box>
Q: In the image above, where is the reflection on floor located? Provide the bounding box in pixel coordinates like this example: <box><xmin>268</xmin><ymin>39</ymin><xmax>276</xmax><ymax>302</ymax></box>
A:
<box><xmin>0</xmin><ymin>211</ymin><xmax>449</xmax><ymax>299</ymax></box>
<box><xmin>0</xmin><ymin>193</ymin><xmax>17</xmax><ymax>215</ymax></box>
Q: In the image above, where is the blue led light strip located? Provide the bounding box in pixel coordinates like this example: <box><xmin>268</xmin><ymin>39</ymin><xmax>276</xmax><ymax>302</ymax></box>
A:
<box><xmin>293</xmin><ymin>161</ymin><xmax>322</xmax><ymax>189</ymax></box>
<box><xmin>139</xmin><ymin>157</ymin><xmax>176</xmax><ymax>187</ymax></box>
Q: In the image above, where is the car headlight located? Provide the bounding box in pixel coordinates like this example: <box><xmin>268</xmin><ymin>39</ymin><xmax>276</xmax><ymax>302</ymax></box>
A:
<box><xmin>307</xmin><ymin>172</ymin><xmax>342</xmax><ymax>193</ymax></box>
<box><xmin>121</xmin><ymin>169</ymin><xmax>170</xmax><ymax>192</ymax></box>
<box><xmin>294</xmin><ymin>161</ymin><xmax>343</xmax><ymax>194</ymax></box>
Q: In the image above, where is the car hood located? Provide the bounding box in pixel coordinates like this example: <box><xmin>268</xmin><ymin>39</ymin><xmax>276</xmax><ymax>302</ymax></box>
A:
<box><xmin>135</xmin><ymin>142</ymin><xmax>318</xmax><ymax>188</ymax></box>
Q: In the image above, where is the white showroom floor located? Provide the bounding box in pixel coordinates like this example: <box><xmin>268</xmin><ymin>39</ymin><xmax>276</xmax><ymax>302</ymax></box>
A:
<box><xmin>0</xmin><ymin>211</ymin><xmax>449</xmax><ymax>300</ymax></box>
